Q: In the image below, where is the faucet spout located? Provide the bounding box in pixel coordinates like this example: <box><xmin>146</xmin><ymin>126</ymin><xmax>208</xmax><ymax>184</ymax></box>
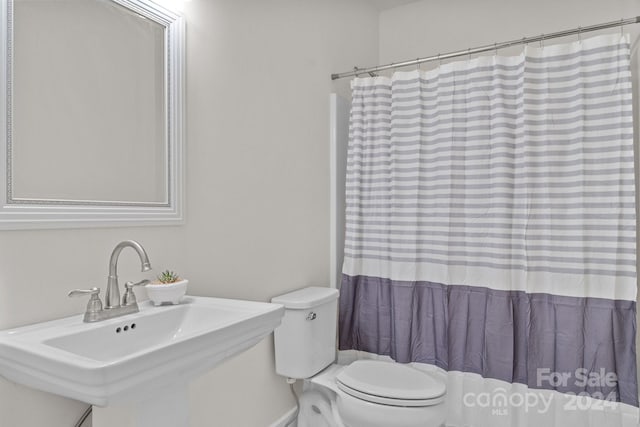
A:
<box><xmin>106</xmin><ymin>240</ymin><xmax>152</xmax><ymax>309</ymax></box>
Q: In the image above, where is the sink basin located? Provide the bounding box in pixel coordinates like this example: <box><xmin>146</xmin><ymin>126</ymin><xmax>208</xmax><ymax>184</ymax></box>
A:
<box><xmin>0</xmin><ymin>296</ymin><xmax>284</xmax><ymax>407</ymax></box>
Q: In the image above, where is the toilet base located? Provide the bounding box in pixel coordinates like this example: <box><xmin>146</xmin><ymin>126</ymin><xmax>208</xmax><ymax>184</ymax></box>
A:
<box><xmin>298</xmin><ymin>388</ymin><xmax>345</xmax><ymax>427</ymax></box>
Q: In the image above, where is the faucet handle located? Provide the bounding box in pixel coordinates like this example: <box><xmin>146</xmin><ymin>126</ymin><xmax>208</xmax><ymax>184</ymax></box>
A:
<box><xmin>69</xmin><ymin>287</ymin><xmax>103</xmax><ymax>322</ymax></box>
<box><xmin>122</xmin><ymin>280</ymin><xmax>150</xmax><ymax>307</ymax></box>
<box><xmin>68</xmin><ymin>287</ymin><xmax>100</xmax><ymax>297</ymax></box>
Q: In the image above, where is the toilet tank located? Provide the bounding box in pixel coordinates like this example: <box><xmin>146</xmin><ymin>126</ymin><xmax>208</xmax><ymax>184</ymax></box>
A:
<box><xmin>272</xmin><ymin>287</ymin><xmax>339</xmax><ymax>379</ymax></box>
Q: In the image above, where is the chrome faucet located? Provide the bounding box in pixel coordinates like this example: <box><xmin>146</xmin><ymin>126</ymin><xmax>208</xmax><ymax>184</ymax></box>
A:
<box><xmin>106</xmin><ymin>240</ymin><xmax>152</xmax><ymax>309</ymax></box>
<box><xmin>69</xmin><ymin>240</ymin><xmax>152</xmax><ymax>323</ymax></box>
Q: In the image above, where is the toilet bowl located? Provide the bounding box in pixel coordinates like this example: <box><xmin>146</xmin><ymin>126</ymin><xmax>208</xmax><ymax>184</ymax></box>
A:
<box><xmin>272</xmin><ymin>287</ymin><xmax>447</xmax><ymax>427</ymax></box>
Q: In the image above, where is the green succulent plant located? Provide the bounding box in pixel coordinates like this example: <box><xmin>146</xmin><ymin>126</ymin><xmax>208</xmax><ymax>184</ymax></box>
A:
<box><xmin>157</xmin><ymin>270</ymin><xmax>180</xmax><ymax>284</ymax></box>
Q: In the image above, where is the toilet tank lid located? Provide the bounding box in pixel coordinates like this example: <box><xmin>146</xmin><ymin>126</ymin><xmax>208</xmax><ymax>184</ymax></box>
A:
<box><xmin>271</xmin><ymin>287</ymin><xmax>339</xmax><ymax>309</ymax></box>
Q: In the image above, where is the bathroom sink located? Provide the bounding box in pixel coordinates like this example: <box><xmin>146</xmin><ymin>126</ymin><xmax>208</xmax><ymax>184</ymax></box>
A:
<box><xmin>0</xmin><ymin>296</ymin><xmax>284</xmax><ymax>407</ymax></box>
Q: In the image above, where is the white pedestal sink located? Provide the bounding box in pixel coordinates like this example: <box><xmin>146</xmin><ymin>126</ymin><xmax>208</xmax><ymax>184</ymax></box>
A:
<box><xmin>0</xmin><ymin>296</ymin><xmax>284</xmax><ymax>427</ymax></box>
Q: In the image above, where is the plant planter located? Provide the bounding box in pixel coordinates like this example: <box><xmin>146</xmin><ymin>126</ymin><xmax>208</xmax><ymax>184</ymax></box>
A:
<box><xmin>145</xmin><ymin>280</ymin><xmax>188</xmax><ymax>306</ymax></box>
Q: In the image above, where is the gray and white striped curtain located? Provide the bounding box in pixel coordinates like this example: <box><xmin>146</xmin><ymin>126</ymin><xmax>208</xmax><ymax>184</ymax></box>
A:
<box><xmin>339</xmin><ymin>34</ymin><xmax>638</xmax><ymax>426</ymax></box>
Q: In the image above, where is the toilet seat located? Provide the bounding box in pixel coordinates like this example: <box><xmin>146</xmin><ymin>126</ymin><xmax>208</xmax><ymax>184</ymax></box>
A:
<box><xmin>336</xmin><ymin>360</ymin><xmax>446</xmax><ymax>407</ymax></box>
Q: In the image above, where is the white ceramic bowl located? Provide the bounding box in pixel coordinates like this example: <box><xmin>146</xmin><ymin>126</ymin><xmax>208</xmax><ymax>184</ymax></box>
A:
<box><xmin>145</xmin><ymin>279</ymin><xmax>188</xmax><ymax>306</ymax></box>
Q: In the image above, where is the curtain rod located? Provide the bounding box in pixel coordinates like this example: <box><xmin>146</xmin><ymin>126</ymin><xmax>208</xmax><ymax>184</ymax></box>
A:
<box><xmin>331</xmin><ymin>16</ymin><xmax>640</xmax><ymax>80</ymax></box>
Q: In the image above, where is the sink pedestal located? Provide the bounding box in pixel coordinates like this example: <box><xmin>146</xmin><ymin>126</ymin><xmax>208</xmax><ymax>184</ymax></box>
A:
<box><xmin>93</xmin><ymin>382</ymin><xmax>189</xmax><ymax>427</ymax></box>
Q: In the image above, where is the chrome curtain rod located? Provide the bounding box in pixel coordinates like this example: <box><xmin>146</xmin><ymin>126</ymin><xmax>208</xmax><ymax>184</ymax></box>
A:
<box><xmin>331</xmin><ymin>16</ymin><xmax>640</xmax><ymax>80</ymax></box>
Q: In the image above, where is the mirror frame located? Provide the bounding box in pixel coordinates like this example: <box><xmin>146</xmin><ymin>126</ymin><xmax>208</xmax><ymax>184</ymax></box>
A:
<box><xmin>0</xmin><ymin>0</ymin><xmax>185</xmax><ymax>229</ymax></box>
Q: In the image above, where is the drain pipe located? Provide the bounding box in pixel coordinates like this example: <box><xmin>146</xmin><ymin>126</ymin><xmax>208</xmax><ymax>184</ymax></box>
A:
<box><xmin>73</xmin><ymin>406</ymin><xmax>92</xmax><ymax>427</ymax></box>
<box><xmin>286</xmin><ymin>378</ymin><xmax>299</xmax><ymax>427</ymax></box>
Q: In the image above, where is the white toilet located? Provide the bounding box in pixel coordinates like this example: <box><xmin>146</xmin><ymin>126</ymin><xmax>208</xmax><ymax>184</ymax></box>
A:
<box><xmin>272</xmin><ymin>287</ymin><xmax>447</xmax><ymax>427</ymax></box>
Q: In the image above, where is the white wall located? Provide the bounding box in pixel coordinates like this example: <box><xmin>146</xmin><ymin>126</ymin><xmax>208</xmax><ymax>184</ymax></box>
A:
<box><xmin>379</xmin><ymin>0</ymin><xmax>640</xmax><ymax>65</ymax></box>
<box><xmin>0</xmin><ymin>0</ymin><xmax>378</xmax><ymax>426</ymax></box>
<box><xmin>177</xmin><ymin>0</ymin><xmax>378</xmax><ymax>425</ymax></box>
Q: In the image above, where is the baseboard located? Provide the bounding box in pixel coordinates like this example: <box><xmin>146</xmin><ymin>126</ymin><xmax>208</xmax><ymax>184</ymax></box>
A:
<box><xmin>268</xmin><ymin>406</ymin><xmax>297</xmax><ymax>427</ymax></box>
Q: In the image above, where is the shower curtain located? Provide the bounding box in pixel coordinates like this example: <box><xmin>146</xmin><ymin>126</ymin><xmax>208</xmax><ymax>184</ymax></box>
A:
<box><xmin>339</xmin><ymin>34</ymin><xmax>638</xmax><ymax>426</ymax></box>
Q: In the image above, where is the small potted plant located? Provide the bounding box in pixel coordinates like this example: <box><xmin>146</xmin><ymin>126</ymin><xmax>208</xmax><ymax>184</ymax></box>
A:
<box><xmin>145</xmin><ymin>270</ymin><xmax>188</xmax><ymax>306</ymax></box>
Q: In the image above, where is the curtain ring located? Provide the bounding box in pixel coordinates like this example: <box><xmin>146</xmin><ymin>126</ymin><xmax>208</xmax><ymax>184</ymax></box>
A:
<box><xmin>467</xmin><ymin>48</ymin><xmax>471</xmax><ymax>61</ymax></box>
<box><xmin>494</xmin><ymin>42</ymin><xmax>498</xmax><ymax>57</ymax></box>
<box><xmin>438</xmin><ymin>53</ymin><xmax>442</xmax><ymax>66</ymax></box>
<box><xmin>540</xmin><ymin>34</ymin><xmax>545</xmax><ymax>48</ymax></box>
<box><xmin>416</xmin><ymin>58</ymin><xmax>421</xmax><ymax>71</ymax></box>
<box><xmin>621</xmin><ymin>18</ymin><xmax>625</xmax><ymax>36</ymax></box>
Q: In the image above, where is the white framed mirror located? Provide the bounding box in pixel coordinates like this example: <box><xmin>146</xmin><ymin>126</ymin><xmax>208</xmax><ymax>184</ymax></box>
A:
<box><xmin>0</xmin><ymin>0</ymin><xmax>184</xmax><ymax>229</ymax></box>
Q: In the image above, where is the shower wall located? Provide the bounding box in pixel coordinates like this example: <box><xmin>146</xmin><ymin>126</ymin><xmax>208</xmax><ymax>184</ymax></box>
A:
<box><xmin>330</xmin><ymin>94</ymin><xmax>350</xmax><ymax>289</ymax></box>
